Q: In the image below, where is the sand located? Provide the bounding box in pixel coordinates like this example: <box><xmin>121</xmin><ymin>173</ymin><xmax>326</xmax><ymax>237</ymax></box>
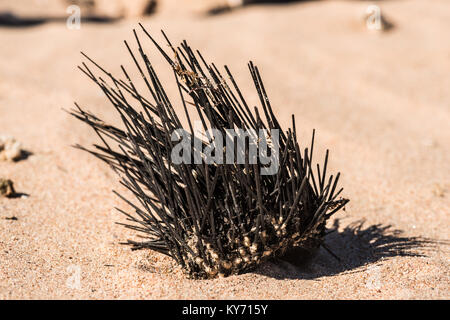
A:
<box><xmin>0</xmin><ymin>0</ymin><xmax>449</xmax><ymax>299</ymax></box>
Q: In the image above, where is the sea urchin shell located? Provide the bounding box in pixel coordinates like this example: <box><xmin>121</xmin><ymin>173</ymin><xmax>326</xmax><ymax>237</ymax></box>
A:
<box><xmin>70</xmin><ymin>25</ymin><xmax>349</xmax><ymax>279</ymax></box>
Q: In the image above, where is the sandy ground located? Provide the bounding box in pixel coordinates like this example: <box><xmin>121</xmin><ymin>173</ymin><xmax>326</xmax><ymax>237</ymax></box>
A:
<box><xmin>0</xmin><ymin>0</ymin><xmax>449</xmax><ymax>299</ymax></box>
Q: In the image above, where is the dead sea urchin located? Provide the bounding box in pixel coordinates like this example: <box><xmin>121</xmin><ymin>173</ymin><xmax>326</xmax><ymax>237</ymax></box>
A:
<box><xmin>70</xmin><ymin>25</ymin><xmax>349</xmax><ymax>279</ymax></box>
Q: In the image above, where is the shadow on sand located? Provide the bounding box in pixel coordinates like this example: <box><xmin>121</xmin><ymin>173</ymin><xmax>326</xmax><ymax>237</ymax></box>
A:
<box><xmin>0</xmin><ymin>11</ymin><xmax>118</xmax><ymax>28</ymax></box>
<box><xmin>207</xmin><ymin>0</ymin><xmax>324</xmax><ymax>16</ymax></box>
<box><xmin>256</xmin><ymin>219</ymin><xmax>445</xmax><ymax>280</ymax></box>
<box><xmin>206</xmin><ymin>0</ymin><xmax>391</xmax><ymax>16</ymax></box>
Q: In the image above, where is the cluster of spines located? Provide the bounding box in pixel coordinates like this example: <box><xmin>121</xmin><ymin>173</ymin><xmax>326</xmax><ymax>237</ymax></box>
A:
<box><xmin>70</xmin><ymin>24</ymin><xmax>348</xmax><ymax>279</ymax></box>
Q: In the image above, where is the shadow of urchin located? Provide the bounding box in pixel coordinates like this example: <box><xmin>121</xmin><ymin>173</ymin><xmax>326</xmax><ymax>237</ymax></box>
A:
<box><xmin>70</xmin><ymin>25</ymin><xmax>349</xmax><ymax>279</ymax></box>
<box><xmin>256</xmin><ymin>219</ymin><xmax>444</xmax><ymax>280</ymax></box>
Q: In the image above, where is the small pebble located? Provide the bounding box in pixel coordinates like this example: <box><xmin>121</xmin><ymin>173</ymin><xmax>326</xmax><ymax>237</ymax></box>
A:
<box><xmin>0</xmin><ymin>135</ymin><xmax>22</xmax><ymax>161</ymax></box>
<box><xmin>0</xmin><ymin>178</ymin><xmax>15</xmax><ymax>197</ymax></box>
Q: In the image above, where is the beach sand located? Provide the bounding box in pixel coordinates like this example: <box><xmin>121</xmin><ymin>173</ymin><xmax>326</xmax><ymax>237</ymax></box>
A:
<box><xmin>0</xmin><ymin>0</ymin><xmax>449</xmax><ymax>299</ymax></box>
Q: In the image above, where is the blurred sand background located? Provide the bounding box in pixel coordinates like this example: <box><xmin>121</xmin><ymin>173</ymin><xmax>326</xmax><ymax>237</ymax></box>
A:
<box><xmin>0</xmin><ymin>0</ymin><xmax>449</xmax><ymax>299</ymax></box>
